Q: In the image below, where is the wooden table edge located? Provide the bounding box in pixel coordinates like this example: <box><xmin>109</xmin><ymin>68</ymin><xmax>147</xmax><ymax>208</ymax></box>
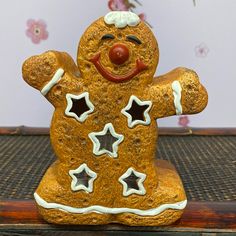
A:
<box><xmin>1</xmin><ymin>200</ymin><xmax>236</xmax><ymax>232</ymax></box>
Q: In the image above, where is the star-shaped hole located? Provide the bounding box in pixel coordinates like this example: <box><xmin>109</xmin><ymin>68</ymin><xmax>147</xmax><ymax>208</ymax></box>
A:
<box><xmin>65</xmin><ymin>92</ymin><xmax>94</xmax><ymax>122</ymax></box>
<box><xmin>96</xmin><ymin>130</ymin><xmax>119</xmax><ymax>153</ymax></box>
<box><xmin>119</xmin><ymin>167</ymin><xmax>146</xmax><ymax>196</ymax></box>
<box><xmin>70</xmin><ymin>97</ymin><xmax>90</xmax><ymax>118</ymax></box>
<box><xmin>123</xmin><ymin>171</ymin><xmax>140</xmax><ymax>191</ymax></box>
<box><xmin>121</xmin><ymin>95</ymin><xmax>152</xmax><ymax>128</ymax></box>
<box><xmin>88</xmin><ymin>123</ymin><xmax>124</xmax><ymax>158</ymax></box>
<box><xmin>126</xmin><ymin>101</ymin><xmax>150</xmax><ymax>122</ymax></box>
<box><xmin>73</xmin><ymin>169</ymin><xmax>92</xmax><ymax>188</ymax></box>
<box><xmin>69</xmin><ymin>163</ymin><xmax>97</xmax><ymax>193</ymax></box>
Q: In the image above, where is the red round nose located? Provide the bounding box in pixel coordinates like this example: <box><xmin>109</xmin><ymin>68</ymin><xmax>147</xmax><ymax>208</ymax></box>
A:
<box><xmin>109</xmin><ymin>44</ymin><xmax>129</xmax><ymax>65</ymax></box>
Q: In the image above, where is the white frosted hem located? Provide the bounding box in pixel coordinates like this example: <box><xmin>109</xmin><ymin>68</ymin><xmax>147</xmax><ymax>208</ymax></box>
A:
<box><xmin>34</xmin><ymin>192</ymin><xmax>187</xmax><ymax>216</ymax></box>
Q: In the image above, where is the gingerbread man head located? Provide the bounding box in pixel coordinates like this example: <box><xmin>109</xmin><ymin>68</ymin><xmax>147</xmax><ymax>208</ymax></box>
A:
<box><xmin>78</xmin><ymin>11</ymin><xmax>159</xmax><ymax>86</ymax></box>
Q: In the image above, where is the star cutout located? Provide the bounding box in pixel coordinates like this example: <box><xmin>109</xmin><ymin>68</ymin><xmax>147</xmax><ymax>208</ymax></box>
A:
<box><xmin>65</xmin><ymin>92</ymin><xmax>94</xmax><ymax>122</ymax></box>
<box><xmin>69</xmin><ymin>163</ymin><xmax>97</xmax><ymax>193</ymax></box>
<box><xmin>119</xmin><ymin>167</ymin><xmax>146</xmax><ymax>196</ymax></box>
<box><xmin>121</xmin><ymin>95</ymin><xmax>152</xmax><ymax>128</ymax></box>
<box><xmin>88</xmin><ymin>123</ymin><xmax>124</xmax><ymax>158</ymax></box>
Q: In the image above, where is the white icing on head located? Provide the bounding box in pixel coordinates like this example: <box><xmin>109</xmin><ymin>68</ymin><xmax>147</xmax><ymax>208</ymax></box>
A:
<box><xmin>104</xmin><ymin>11</ymin><xmax>140</xmax><ymax>28</ymax></box>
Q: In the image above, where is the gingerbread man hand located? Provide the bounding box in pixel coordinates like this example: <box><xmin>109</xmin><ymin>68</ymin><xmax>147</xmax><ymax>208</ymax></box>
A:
<box><xmin>148</xmin><ymin>67</ymin><xmax>208</xmax><ymax>120</ymax></box>
<box><xmin>22</xmin><ymin>50</ymin><xmax>81</xmax><ymax>106</ymax></box>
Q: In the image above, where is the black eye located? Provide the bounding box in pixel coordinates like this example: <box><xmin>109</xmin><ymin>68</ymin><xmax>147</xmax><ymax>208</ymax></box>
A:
<box><xmin>101</xmin><ymin>34</ymin><xmax>115</xmax><ymax>40</ymax></box>
<box><xmin>126</xmin><ymin>35</ymin><xmax>142</xmax><ymax>45</ymax></box>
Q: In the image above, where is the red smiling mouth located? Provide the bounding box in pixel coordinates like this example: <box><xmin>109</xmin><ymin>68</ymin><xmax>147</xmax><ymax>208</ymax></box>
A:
<box><xmin>89</xmin><ymin>53</ymin><xmax>148</xmax><ymax>83</ymax></box>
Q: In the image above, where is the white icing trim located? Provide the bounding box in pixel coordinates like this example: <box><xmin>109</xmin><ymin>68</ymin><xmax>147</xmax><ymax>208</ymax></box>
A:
<box><xmin>34</xmin><ymin>193</ymin><xmax>187</xmax><ymax>216</ymax></box>
<box><xmin>88</xmin><ymin>123</ymin><xmax>124</xmax><ymax>158</ymax></box>
<box><xmin>171</xmin><ymin>81</ymin><xmax>183</xmax><ymax>115</ymax></box>
<box><xmin>121</xmin><ymin>95</ymin><xmax>152</xmax><ymax>128</ymax></box>
<box><xmin>65</xmin><ymin>92</ymin><xmax>94</xmax><ymax>122</ymax></box>
<box><xmin>104</xmin><ymin>11</ymin><xmax>140</xmax><ymax>28</ymax></box>
<box><xmin>119</xmin><ymin>167</ymin><xmax>146</xmax><ymax>196</ymax></box>
<box><xmin>69</xmin><ymin>163</ymin><xmax>97</xmax><ymax>193</ymax></box>
<box><xmin>41</xmin><ymin>68</ymin><xmax>64</xmax><ymax>96</ymax></box>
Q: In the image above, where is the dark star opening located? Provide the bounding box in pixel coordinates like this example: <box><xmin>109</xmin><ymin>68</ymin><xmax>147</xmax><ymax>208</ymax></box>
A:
<box><xmin>126</xmin><ymin>101</ymin><xmax>149</xmax><ymax>122</ymax></box>
<box><xmin>123</xmin><ymin>171</ymin><xmax>140</xmax><ymax>191</ymax></box>
<box><xmin>96</xmin><ymin>131</ymin><xmax>119</xmax><ymax>152</ymax></box>
<box><xmin>70</xmin><ymin>97</ymin><xmax>90</xmax><ymax>118</ymax></box>
<box><xmin>74</xmin><ymin>170</ymin><xmax>92</xmax><ymax>188</ymax></box>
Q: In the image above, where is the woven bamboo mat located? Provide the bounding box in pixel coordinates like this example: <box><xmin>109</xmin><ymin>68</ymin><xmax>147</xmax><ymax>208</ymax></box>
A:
<box><xmin>0</xmin><ymin>135</ymin><xmax>235</xmax><ymax>201</ymax></box>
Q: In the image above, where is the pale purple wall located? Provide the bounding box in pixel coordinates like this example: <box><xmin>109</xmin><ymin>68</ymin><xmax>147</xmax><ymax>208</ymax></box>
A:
<box><xmin>0</xmin><ymin>0</ymin><xmax>235</xmax><ymax>127</ymax></box>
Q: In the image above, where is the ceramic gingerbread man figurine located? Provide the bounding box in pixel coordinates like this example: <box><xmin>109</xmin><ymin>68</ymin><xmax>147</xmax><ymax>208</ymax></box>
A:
<box><xmin>22</xmin><ymin>11</ymin><xmax>208</xmax><ymax>226</ymax></box>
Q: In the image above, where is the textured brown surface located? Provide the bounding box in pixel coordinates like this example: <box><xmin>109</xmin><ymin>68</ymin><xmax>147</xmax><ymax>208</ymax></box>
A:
<box><xmin>21</xmin><ymin>15</ymin><xmax>207</xmax><ymax>226</ymax></box>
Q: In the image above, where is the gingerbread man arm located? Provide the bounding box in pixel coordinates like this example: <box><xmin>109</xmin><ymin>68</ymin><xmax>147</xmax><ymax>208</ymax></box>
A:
<box><xmin>22</xmin><ymin>51</ymin><xmax>81</xmax><ymax>105</ymax></box>
<box><xmin>148</xmin><ymin>67</ymin><xmax>208</xmax><ymax>120</ymax></box>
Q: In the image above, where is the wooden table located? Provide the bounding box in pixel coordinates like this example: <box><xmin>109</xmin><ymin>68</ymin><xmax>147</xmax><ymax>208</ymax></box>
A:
<box><xmin>1</xmin><ymin>200</ymin><xmax>236</xmax><ymax>235</ymax></box>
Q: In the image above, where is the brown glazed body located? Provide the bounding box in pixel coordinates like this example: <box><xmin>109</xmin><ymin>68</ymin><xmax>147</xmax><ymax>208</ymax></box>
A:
<box><xmin>22</xmin><ymin>12</ymin><xmax>208</xmax><ymax>226</ymax></box>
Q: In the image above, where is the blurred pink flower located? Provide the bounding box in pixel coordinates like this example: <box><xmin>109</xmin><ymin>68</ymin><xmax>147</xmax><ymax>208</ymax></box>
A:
<box><xmin>178</xmin><ymin>116</ymin><xmax>190</xmax><ymax>127</ymax></box>
<box><xmin>138</xmin><ymin>13</ymin><xmax>146</xmax><ymax>21</ymax></box>
<box><xmin>108</xmin><ymin>0</ymin><xmax>129</xmax><ymax>11</ymax></box>
<box><xmin>195</xmin><ymin>43</ymin><xmax>209</xmax><ymax>58</ymax></box>
<box><xmin>26</xmin><ymin>19</ymin><xmax>48</xmax><ymax>44</ymax></box>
